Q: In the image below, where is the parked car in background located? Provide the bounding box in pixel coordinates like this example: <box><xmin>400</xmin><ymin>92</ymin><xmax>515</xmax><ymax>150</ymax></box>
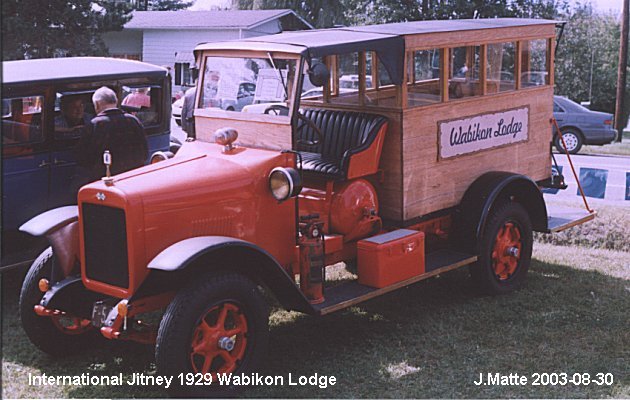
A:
<box><xmin>172</xmin><ymin>96</ymin><xmax>184</xmax><ymax>125</ymax></box>
<box><xmin>1</xmin><ymin>57</ymin><xmax>171</xmax><ymax>269</ymax></box>
<box><xmin>553</xmin><ymin>95</ymin><xmax>616</xmax><ymax>154</ymax></box>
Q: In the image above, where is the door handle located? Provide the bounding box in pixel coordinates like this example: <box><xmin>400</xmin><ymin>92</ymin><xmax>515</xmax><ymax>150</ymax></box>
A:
<box><xmin>53</xmin><ymin>158</ymin><xmax>68</xmax><ymax>165</ymax></box>
<box><xmin>38</xmin><ymin>160</ymin><xmax>51</xmax><ymax>168</ymax></box>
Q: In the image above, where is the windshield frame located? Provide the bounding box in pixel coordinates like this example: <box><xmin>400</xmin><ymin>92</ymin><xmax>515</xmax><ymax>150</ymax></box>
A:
<box><xmin>195</xmin><ymin>50</ymin><xmax>303</xmax><ymax>125</ymax></box>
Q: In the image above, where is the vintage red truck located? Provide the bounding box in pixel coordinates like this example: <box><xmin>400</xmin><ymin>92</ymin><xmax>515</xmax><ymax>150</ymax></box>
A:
<box><xmin>18</xmin><ymin>18</ymin><xmax>594</xmax><ymax>396</ymax></box>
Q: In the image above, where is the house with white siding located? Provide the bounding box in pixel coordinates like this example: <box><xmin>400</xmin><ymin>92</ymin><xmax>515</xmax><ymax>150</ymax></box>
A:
<box><xmin>103</xmin><ymin>9</ymin><xmax>312</xmax><ymax>94</ymax></box>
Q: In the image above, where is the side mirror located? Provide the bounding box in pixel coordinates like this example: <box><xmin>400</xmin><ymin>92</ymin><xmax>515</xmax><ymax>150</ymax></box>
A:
<box><xmin>308</xmin><ymin>61</ymin><xmax>330</xmax><ymax>87</ymax></box>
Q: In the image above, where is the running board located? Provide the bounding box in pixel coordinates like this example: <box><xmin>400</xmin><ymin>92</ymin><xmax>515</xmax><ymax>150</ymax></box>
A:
<box><xmin>315</xmin><ymin>250</ymin><xmax>477</xmax><ymax>315</ymax></box>
<box><xmin>546</xmin><ymin>205</ymin><xmax>596</xmax><ymax>233</ymax></box>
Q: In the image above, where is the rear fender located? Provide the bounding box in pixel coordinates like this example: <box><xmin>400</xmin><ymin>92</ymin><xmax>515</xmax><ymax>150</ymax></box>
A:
<box><xmin>141</xmin><ymin>236</ymin><xmax>315</xmax><ymax>314</ymax></box>
<box><xmin>456</xmin><ymin>172</ymin><xmax>548</xmax><ymax>252</ymax></box>
<box><xmin>19</xmin><ymin>206</ymin><xmax>80</xmax><ymax>277</ymax></box>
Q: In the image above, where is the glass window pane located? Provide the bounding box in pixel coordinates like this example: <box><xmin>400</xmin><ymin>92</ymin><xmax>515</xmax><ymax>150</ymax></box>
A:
<box><xmin>408</xmin><ymin>49</ymin><xmax>441</xmax><ymax>107</ymax></box>
<box><xmin>121</xmin><ymin>86</ymin><xmax>161</xmax><ymax>127</ymax></box>
<box><xmin>54</xmin><ymin>93</ymin><xmax>94</xmax><ymax>139</ymax></box>
<box><xmin>200</xmin><ymin>56</ymin><xmax>296</xmax><ymax>115</ymax></box>
<box><xmin>521</xmin><ymin>39</ymin><xmax>548</xmax><ymax>87</ymax></box>
<box><xmin>2</xmin><ymin>95</ymin><xmax>44</xmax><ymax>145</ymax></box>
<box><xmin>487</xmin><ymin>42</ymin><xmax>516</xmax><ymax>93</ymax></box>
<box><xmin>331</xmin><ymin>52</ymin><xmax>360</xmax><ymax>105</ymax></box>
<box><xmin>449</xmin><ymin>46</ymin><xmax>482</xmax><ymax>99</ymax></box>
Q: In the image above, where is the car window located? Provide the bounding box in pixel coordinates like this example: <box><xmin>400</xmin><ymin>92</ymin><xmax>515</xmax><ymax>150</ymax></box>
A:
<box><xmin>553</xmin><ymin>101</ymin><xmax>564</xmax><ymax>113</ymax></box>
<box><xmin>121</xmin><ymin>86</ymin><xmax>162</xmax><ymax>127</ymax></box>
<box><xmin>2</xmin><ymin>95</ymin><xmax>44</xmax><ymax>146</ymax></box>
<box><xmin>54</xmin><ymin>93</ymin><xmax>95</xmax><ymax>140</ymax></box>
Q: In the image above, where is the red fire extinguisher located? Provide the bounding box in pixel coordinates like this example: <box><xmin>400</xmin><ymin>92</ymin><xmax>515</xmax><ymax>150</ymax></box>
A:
<box><xmin>299</xmin><ymin>215</ymin><xmax>325</xmax><ymax>304</ymax></box>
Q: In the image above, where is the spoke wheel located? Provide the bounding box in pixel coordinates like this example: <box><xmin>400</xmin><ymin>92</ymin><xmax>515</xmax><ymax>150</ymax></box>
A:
<box><xmin>189</xmin><ymin>302</ymin><xmax>248</xmax><ymax>376</ymax></box>
<box><xmin>470</xmin><ymin>202</ymin><xmax>533</xmax><ymax>295</ymax></box>
<box><xmin>156</xmin><ymin>272</ymin><xmax>269</xmax><ymax>397</ymax></box>
<box><xmin>491</xmin><ymin>222</ymin><xmax>522</xmax><ymax>280</ymax></box>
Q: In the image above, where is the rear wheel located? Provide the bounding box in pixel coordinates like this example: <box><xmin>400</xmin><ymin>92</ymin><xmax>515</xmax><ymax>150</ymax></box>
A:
<box><xmin>19</xmin><ymin>247</ymin><xmax>96</xmax><ymax>356</ymax></box>
<box><xmin>554</xmin><ymin>129</ymin><xmax>583</xmax><ymax>154</ymax></box>
<box><xmin>470</xmin><ymin>202</ymin><xmax>533</xmax><ymax>295</ymax></box>
<box><xmin>155</xmin><ymin>272</ymin><xmax>269</xmax><ymax>397</ymax></box>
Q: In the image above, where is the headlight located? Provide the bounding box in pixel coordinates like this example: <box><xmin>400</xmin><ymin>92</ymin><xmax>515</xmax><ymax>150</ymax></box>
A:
<box><xmin>269</xmin><ymin>167</ymin><xmax>302</xmax><ymax>201</ymax></box>
<box><xmin>150</xmin><ymin>151</ymin><xmax>174</xmax><ymax>164</ymax></box>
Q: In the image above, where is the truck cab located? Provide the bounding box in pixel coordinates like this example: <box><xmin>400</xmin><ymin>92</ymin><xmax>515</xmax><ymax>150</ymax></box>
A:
<box><xmin>18</xmin><ymin>19</ymin><xmax>594</xmax><ymax>397</ymax></box>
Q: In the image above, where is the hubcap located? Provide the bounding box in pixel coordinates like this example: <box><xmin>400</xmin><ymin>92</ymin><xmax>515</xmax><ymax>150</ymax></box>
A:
<box><xmin>491</xmin><ymin>222</ymin><xmax>522</xmax><ymax>280</ymax></box>
<box><xmin>561</xmin><ymin>133</ymin><xmax>578</xmax><ymax>152</ymax></box>
<box><xmin>189</xmin><ymin>303</ymin><xmax>248</xmax><ymax>375</ymax></box>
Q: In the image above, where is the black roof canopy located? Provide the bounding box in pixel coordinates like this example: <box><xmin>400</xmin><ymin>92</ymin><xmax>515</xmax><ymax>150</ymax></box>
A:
<box><xmin>196</xmin><ymin>18</ymin><xmax>558</xmax><ymax>86</ymax></box>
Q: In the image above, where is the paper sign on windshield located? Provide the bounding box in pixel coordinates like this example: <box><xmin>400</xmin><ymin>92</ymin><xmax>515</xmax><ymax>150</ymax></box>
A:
<box><xmin>438</xmin><ymin>107</ymin><xmax>529</xmax><ymax>159</ymax></box>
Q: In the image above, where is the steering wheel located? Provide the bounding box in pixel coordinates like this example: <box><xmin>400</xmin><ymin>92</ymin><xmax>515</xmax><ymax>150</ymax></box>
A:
<box><xmin>264</xmin><ymin>105</ymin><xmax>324</xmax><ymax>147</ymax></box>
<box><xmin>295</xmin><ymin>112</ymin><xmax>324</xmax><ymax>146</ymax></box>
<box><xmin>264</xmin><ymin>104</ymin><xmax>289</xmax><ymax>116</ymax></box>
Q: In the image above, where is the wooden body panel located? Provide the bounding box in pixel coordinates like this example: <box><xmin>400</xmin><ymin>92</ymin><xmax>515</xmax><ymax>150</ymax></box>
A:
<box><xmin>400</xmin><ymin>86</ymin><xmax>553</xmax><ymax>221</ymax></box>
<box><xmin>195</xmin><ymin>109</ymin><xmax>293</xmax><ymax>151</ymax></box>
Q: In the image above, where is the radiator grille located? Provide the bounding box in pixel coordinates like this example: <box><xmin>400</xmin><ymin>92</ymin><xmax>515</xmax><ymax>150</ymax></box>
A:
<box><xmin>82</xmin><ymin>203</ymin><xmax>129</xmax><ymax>288</ymax></box>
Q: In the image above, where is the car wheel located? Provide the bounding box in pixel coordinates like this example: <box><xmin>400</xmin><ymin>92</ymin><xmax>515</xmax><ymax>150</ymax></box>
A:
<box><xmin>554</xmin><ymin>129</ymin><xmax>583</xmax><ymax>154</ymax></box>
<box><xmin>155</xmin><ymin>272</ymin><xmax>269</xmax><ymax>397</ymax></box>
<box><xmin>470</xmin><ymin>202</ymin><xmax>533</xmax><ymax>295</ymax></box>
<box><xmin>19</xmin><ymin>247</ymin><xmax>96</xmax><ymax>356</ymax></box>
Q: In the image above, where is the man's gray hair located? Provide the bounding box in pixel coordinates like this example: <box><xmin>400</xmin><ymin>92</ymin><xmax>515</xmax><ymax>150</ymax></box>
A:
<box><xmin>92</xmin><ymin>86</ymin><xmax>118</xmax><ymax>106</ymax></box>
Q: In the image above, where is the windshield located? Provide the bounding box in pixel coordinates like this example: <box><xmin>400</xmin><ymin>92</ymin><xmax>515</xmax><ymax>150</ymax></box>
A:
<box><xmin>200</xmin><ymin>56</ymin><xmax>297</xmax><ymax>115</ymax></box>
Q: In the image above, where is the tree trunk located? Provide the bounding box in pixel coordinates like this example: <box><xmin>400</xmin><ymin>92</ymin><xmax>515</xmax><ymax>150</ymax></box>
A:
<box><xmin>614</xmin><ymin>0</ymin><xmax>629</xmax><ymax>141</ymax></box>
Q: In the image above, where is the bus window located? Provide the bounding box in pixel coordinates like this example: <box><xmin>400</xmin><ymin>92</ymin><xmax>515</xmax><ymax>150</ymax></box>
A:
<box><xmin>449</xmin><ymin>46</ymin><xmax>482</xmax><ymax>99</ymax></box>
<box><xmin>487</xmin><ymin>42</ymin><xmax>516</xmax><ymax>93</ymax></box>
<box><xmin>407</xmin><ymin>49</ymin><xmax>441</xmax><ymax>107</ymax></box>
<box><xmin>521</xmin><ymin>39</ymin><xmax>549</xmax><ymax>87</ymax></box>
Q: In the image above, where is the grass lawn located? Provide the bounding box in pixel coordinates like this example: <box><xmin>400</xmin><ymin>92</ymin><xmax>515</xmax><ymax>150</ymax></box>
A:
<box><xmin>2</xmin><ymin>206</ymin><xmax>629</xmax><ymax>398</ymax></box>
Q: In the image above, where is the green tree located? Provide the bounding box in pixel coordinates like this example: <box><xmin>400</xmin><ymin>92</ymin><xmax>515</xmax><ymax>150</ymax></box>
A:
<box><xmin>235</xmin><ymin>0</ymin><xmax>348</xmax><ymax>28</ymax></box>
<box><xmin>555</xmin><ymin>3</ymin><xmax>629</xmax><ymax>125</ymax></box>
<box><xmin>2</xmin><ymin>0</ymin><xmax>130</xmax><ymax>60</ymax></box>
<box><xmin>134</xmin><ymin>0</ymin><xmax>193</xmax><ymax>11</ymax></box>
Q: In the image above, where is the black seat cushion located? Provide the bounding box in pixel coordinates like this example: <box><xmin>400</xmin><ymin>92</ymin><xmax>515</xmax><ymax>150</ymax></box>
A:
<box><xmin>296</xmin><ymin>109</ymin><xmax>387</xmax><ymax>180</ymax></box>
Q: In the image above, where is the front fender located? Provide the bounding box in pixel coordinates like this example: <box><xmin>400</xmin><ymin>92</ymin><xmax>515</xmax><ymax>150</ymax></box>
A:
<box><xmin>143</xmin><ymin>236</ymin><xmax>315</xmax><ymax>314</ymax></box>
<box><xmin>19</xmin><ymin>206</ymin><xmax>80</xmax><ymax>277</ymax></box>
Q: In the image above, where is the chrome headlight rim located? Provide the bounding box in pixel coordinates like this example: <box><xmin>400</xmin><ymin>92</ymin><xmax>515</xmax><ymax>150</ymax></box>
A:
<box><xmin>269</xmin><ymin>167</ymin><xmax>302</xmax><ymax>201</ymax></box>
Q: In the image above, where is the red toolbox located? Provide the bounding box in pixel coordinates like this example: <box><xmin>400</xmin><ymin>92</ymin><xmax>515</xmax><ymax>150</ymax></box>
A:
<box><xmin>357</xmin><ymin>229</ymin><xmax>425</xmax><ymax>288</ymax></box>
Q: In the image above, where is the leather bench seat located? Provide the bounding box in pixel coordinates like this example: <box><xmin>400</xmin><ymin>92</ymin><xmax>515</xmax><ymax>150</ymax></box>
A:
<box><xmin>296</xmin><ymin>109</ymin><xmax>387</xmax><ymax>180</ymax></box>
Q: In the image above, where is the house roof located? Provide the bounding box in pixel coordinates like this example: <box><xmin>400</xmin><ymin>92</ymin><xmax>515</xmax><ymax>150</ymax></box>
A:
<box><xmin>125</xmin><ymin>9</ymin><xmax>312</xmax><ymax>30</ymax></box>
<box><xmin>3</xmin><ymin>57</ymin><xmax>168</xmax><ymax>86</ymax></box>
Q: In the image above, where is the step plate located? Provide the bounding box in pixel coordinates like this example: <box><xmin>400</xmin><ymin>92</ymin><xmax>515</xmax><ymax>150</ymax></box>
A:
<box><xmin>314</xmin><ymin>250</ymin><xmax>477</xmax><ymax>315</ymax></box>
<box><xmin>546</xmin><ymin>205</ymin><xmax>596</xmax><ymax>233</ymax></box>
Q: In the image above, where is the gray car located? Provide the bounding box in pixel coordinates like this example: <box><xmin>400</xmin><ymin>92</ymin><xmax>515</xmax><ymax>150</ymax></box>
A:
<box><xmin>553</xmin><ymin>95</ymin><xmax>616</xmax><ymax>154</ymax></box>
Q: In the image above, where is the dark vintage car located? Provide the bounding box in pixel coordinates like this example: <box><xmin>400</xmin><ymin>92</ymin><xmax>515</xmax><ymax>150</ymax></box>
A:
<box><xmin>553</xmin><ymin>95</ymin><xmax>617</xmax><ymax>154</ymax></box>
<box><xmin>1</xmin><ymin>57</ymin><xmax>172</xmax><ymax>269</ymax></box>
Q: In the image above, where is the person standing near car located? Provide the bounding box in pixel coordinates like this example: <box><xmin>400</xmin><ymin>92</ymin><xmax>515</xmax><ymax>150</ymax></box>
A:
<box><xmin>181</xmin><ymin>86</ymin><xmax>197</xmax><ymax>139</ymax></box>
<box><xmin>75</xmin><ymin>86</ymin><xmax>148</xmax><ymax>182</ymax></box>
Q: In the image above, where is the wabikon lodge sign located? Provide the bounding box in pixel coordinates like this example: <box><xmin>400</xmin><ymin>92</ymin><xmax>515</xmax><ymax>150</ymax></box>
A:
<box><xmin>438</xmin><ymin>107</ymin><xmax>529</xmax><ymax>159</ymax></box>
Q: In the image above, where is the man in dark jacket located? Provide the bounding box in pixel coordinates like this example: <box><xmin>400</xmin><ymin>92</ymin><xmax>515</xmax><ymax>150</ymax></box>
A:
<box><xmin>75</xmin><ymin>86</ymin><xmax>148</xmax><ymax>182</ymax></box>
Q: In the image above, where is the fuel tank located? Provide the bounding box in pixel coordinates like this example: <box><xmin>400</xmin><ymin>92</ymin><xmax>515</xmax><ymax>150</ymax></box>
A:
<box><xmin>329</xmin><ymin>179</ymin><xmax>381</xmax><ymax>242</ymax></box>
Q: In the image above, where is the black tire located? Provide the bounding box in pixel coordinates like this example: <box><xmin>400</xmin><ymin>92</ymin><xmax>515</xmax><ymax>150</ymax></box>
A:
<box><xmin>554</xmin><ymin>128</ymin><xmax>583</xmax><ymax>154</ymax></box>
<box><xmin>19</xmin><ymin>247</ymin><xmax>97</xmax><ymax>357</ymax></box>
<box><xmin>470</xmin><ymin>202</ymin><xmax>533</xmax><ymax>295</ymax></box>
<box><xmin>155</xmin><ymin>272</ymin><xmax>269</xmax><ymax>397</ymax></box>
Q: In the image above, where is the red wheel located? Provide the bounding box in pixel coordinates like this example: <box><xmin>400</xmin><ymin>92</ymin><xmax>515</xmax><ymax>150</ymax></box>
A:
<box><xmin>156</xmin><ymin>272</ymin><xmax>269</xmax><ymax>397</ymax></box>
<box><xmin>189</xmin><ymin>302</ymin><xmax>248</xmax><ymax>376</ymax></box>
<box><xmin>491</xmin><ymin>222</ymin><xmax>522</xmax><ymax>280</ymax></box>
<box><xmin>471</xmin><ymin>202</ymin><xmax>532</xmax><ymax>294</ymax></box>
